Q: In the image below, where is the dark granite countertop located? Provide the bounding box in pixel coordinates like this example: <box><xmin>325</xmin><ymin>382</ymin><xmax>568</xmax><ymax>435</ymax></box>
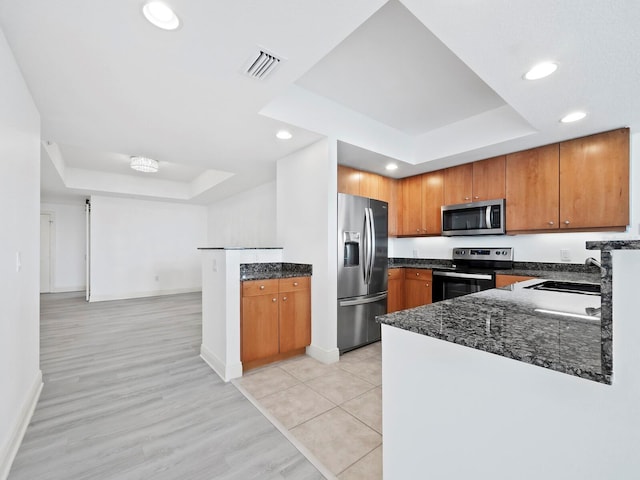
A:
<box><xmin>377</xmin><ymin>279</ymin><xmax>605</xmax><ymax>383</ymax></box>
<box><xmin>389</xmin><ymin>258</ymin><xmax>600</xmax><ymax>282</ymax></box>
<box><xmin>240</xmin><ymin>262</ymin><xmax>312</xmax><ymax>281</ymax></box>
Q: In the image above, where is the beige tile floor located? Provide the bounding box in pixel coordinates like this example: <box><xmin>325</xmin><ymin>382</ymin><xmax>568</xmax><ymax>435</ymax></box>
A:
<box><xmin>236</xmin><ymin>341</ymin><xmax>383</xmax><ymax>480</ymax></box>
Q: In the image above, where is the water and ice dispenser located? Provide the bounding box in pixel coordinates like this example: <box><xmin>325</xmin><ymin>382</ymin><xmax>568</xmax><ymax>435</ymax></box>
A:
<box><xmin>343</xmin><ymin>231</ymin><xmax>360</xmax><ymax>267</ymax></box>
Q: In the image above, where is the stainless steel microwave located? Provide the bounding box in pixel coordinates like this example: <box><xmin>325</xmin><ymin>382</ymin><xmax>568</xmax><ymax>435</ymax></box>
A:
<box><xmin>441</xmin><ymin>199</ymin><xmax>506</xmax><ymax>236</ymax></box>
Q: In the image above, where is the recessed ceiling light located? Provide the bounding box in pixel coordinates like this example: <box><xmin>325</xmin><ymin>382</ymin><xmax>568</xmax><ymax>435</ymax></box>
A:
<box><xmin>276</xmin><ymin>130</ymin><xmax>292</xmax><ymax>140</ymax></box>
<box><xmin>524</xmin><ymin>62</ymin><xmax>558</xmax><ymax>80</ymax></box>
<box><xmin>385</xmin><ymin>163</ymin><xmax>398</xmax><ymax>171</ymax></box>
<box><xmin>142</xmin><ymin>2</ymin><xmax>180</xmax><ymax>30</ymax></box>
<box><xmin>130</xmin><ymin>156</ymin><xmax>159</xmax><ymax>173</ymax></box>
<box><xmin>560</xmin><ymin>111</ymin><xmax>587</xmax><ymax>123</ymax></box>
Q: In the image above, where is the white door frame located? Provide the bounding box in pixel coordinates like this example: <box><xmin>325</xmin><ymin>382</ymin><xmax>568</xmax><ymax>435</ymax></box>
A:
<box><xmin>40</xmin><ymin>211</ymin><xmax>55</xmax><ymax>293</ymax></box>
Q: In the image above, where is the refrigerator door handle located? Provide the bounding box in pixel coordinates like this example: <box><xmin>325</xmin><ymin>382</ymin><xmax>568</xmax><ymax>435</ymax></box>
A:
<box><xmin>363</xmin><ymin>208</ymin><xmax>371</xmax><ymax>284</ymax></box>
<box><xmin>368</xmin><ymin>206</ymin><xmax>376</xmax><ymax>285</ymax></box>
<box><xmin>339</xmin><ymin>292</ymin><xmax>388</xmax><ymax>307</ymax></box>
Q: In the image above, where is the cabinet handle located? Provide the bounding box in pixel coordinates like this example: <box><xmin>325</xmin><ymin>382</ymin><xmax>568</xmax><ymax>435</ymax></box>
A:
<box><xmin>548</xmin><ymin>221</ymin><xmax>554</xmax><ymax>225</ymax></box>
<box><xmin>282</xmin><ymin>296</ymin><xmax>288</xmax><ymax>301</ymax></box>
<box><xmin>564</xmin><ymin>220</ymin><xmax>570</xmax><ymax>225</ymax></box>
<box><xmin>416</xmin><ymin>228</ymin><xmax>421</xmax><ymax>233</ymax></box>
<box><xmin>474</xmin><ymin>196</ymin><xmax>479</xmax><ymax>199</ymax></box>
<box><xmin>293</xmin><ymin>282</ymin><xmax>298</xmax><ymax>286</ymax></box>
<box><xmin>260</xmin><ymin>285</ymin><xmax>265</xmax><ymax>290</ymax></box>
<box><xmin>464</xmin><ymin>197</ymin><xmax>470</xmax><ymax>201</ymax></box>
<box><xmin>415</xmin><ymin>272</ymin><xmax>420</xmax><ymax>277</ymax></box>
<box><xmin>425</xmin><ymin>283</ymin><xmax>430</xmax><ymax>287</ymax></box>
<box><xmin>272</xmin><ymin>298</ymin><xmax>277</xmax><ymax>302</ymax></box>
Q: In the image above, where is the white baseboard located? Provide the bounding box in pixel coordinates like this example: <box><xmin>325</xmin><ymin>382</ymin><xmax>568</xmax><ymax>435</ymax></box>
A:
<box><xmin>0</xmin><ymin>370</ymin><xmax>43</xmax><ymax>480</ymax></box>
<box><xmin>200</xmin><ymin>345</ymin><xmax>242</xmax><ymax>382</ymax></box>
<box><xmin>89</xmin><ymin>287</ymin><xmax>201</xmax><ymax>302</ymax></box>
<box><xmin>306</xmin><ymin>344</ymin><xmax>340</xmax><ymax>364</ymax></box>
<box><xmin>50</xmin><ymin>286</ymin><xmax>84</xmax><ymax>293</ymax></box>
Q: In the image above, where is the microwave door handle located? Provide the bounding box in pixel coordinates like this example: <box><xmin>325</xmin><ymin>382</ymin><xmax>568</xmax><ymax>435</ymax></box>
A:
<box><xmin>486</xmin><ymin>205</ymin><xmax>492</xmax><ymax>229</ymax></box>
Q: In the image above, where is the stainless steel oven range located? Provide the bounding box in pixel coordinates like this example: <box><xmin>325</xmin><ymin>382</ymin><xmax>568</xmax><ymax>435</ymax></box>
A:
<box><xmin>432</xmin><ymin>247</ymin><xmax>513</xmax><ymax>302</ymax></box>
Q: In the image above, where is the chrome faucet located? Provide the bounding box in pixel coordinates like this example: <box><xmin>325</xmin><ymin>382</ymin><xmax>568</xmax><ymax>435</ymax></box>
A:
<box><xmin>585</xmin><ymin>257</ymin><xmax>603</xmax><ymax>271</ymax></box>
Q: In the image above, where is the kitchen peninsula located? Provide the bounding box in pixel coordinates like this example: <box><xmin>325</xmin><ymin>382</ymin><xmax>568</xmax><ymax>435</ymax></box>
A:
<box><xmin>379</xmin><ymin>241</ymin><xmax>640</xmax><ymax>479</ymax></box>
<box><xmin>198</xmin><ymin>247</ymin><xmax>311</xmax><ymax>381</ymax></box>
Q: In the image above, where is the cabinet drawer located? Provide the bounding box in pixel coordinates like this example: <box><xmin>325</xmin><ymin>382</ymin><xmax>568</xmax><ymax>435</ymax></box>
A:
<box><xmin>278</xmin><ymin>276</ymin><xmax>310</xmax><ymax>293</ymax></box>
<box><xmin>242</xmin><ymin>279</ymin><xmax>278</xmax><ymax>296</ymax></box>
<box><xmin>388</xmin><ymin>268</ymin><xmax>403</xmax><ymax>280</ymax></box>
<box><xmin>404</xmin><ymin>268</ymin><xmax>432</xmax><ymax>280</ymax></box>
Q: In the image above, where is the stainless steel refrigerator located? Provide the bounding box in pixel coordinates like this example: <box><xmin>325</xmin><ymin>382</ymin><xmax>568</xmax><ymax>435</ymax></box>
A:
<box><xmin>337</xmin><ymin>193</ymin><xmax>388</xmax><ymax>353</ymax></box>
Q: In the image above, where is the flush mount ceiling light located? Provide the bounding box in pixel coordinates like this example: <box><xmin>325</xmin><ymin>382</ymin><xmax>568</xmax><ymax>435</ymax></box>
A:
<box><xmin>385</xmin><ymin>163</ymin><xmax>398</xmax><ymax>171</ymax></box>
<box><xmin>130</xmin><ymin>156</ymin><xmax>159</xmax><ymax>173</ymax></box>
<box><xmin>524</xmin><ymin>62</ymin><xmax>558</xmax><ymax>80</ymax></box>
<box><xmin>560</xmin><ymin>111</ymin><xmax>587</xmax><ymax>123</ymax></box>
<box><xmin>276</xmin><ymin>130</ymin><xmax>292</xmax><ymax>140</ymax></box>
<box><xmin>142</xmin><ymin>1</ymin><xmax>180</xmax><ymax>30</ymax></box>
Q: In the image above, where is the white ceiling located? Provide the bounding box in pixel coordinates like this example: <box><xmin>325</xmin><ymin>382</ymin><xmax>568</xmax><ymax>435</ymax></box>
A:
<box><xmin>1</xmin><ymin>0</ymin><xmax>639</xmax><ymax>203</ymax></box>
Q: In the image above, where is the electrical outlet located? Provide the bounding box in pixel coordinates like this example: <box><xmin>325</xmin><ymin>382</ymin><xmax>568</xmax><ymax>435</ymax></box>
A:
<box><xmin>560</xmin><ymin>249</ymin><xmax>571</xmax><ymax>262</ymax></box>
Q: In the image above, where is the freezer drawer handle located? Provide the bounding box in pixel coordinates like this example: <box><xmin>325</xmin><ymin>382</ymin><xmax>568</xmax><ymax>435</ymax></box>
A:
<box><xmin>339</xmin><ymin>292</ymin><xmax>388</xmax><ymax>307</ymax></box>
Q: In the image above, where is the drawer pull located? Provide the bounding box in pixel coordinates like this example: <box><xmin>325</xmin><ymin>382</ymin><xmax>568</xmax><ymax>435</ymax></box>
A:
<box><xmin>282</xmin><ymin>296</ymin><xmax>287</xmax><ymax>302</ymax></box>
<box><xmin>272</xmin><ymin>298</ymin><xmax>277</xmax><ymax>302</ymax></box>
<box><xmin>260</xmin><ymin>285</ymin><xmax>265</xmax><ymax>290</ymax></box>
<box><xmin>293</xmin><ymin>282</ymin><xmax>298</xmax><ymax>286</ymax></box>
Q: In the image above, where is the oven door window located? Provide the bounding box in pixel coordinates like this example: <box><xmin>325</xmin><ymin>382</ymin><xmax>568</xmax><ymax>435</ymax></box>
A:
<box><xmin>433</xmin><ymin>273</ymin><xmax>495</xmax><ymax>302</ymax></box>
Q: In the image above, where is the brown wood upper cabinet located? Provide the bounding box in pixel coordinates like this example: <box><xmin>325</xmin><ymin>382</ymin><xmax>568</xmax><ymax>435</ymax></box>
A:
<box><xmin>506</xmin><ymin>128</ymin><xmax>629</xmax><ymax>233</ymax></box>
<box><xmin>400</xmin><ymin>171</ymin><xmax>444</xmax><ymax>236</ymax></box>
<box><xmin>337</xmin><ymin>165</ymin><xmax>399</xmax><ymax>236</ymax></box>
<box><xmin>506</xmin><ymin>144</ymin><xmax>560</xmax><ymax>232</ymax></box>
<box><xmin>444</xmin><ymin>156</ymin><xmax>506</xmax><ymax>205</ymax></box>
<box><xmin>559</xmin><ymin>128</ymin><xmax>629</xmax><ymax>230</ymax></box>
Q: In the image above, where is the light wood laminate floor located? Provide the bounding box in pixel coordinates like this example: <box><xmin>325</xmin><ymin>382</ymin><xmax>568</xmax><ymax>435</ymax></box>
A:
<box><xmin>9</xmin><ymin>292</ymin><xmax>323</xmax><ymax>480</ymax></box>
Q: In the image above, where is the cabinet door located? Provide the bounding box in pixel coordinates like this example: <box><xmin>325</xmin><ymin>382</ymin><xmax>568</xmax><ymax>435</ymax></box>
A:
<box><xmin>444</xmin><ymin>164</ymin><xmax>473</xmax><ymax>205</ymax></box>
<box><xmin>241</xmin><ymin>293</ymin><xmax>279</xmax><ymax>362</ymax></box>
<box><xmin>360</xmin><ymin>171</ymin><xmax>380</xmax><ymax>200</ymax></box>
<box><xmin>421</xmin><ymin>171</ymin><xmax>444</xmax><ymax>235</ymax></box>
<box><xmin>387</xmin><ymin>268</ymin><xmax>404</xmax><ymax>313</ymax></box>
<box><xmin>404</xmin><ymin>279</ymin><xmax>432</xmax><ymax>309</ymax></box>
<box><xmin>337</xmin><ymin>165</ymin><xmax>361</xmax><ymax>195</ymax></box>
<box><xmin>279</xmin><ymin>289</ymin><xmax>311</xmax><ymax>353</ymax></box>
<box><xmin>559</xmin><ymin>128</ymin><xmax>629</xmax><ymax>230</ymax></box>
<box><xmin>401</xmin><ymin>175</ymin><xmax>423</xmax><ymax>235</ymax></box>
<box><xmin>379</xmin><ymin>176</ymin><xmax>399</xmax><ymax>237</ymax></box>
<box><xmin>506</xmin><ymin>144</ymin><xmax>559</xmax><ymax>232</ymax></box>
<box><xmin>473</xmin><ymin>155</ymin><xmax>506</xmax><ymax>201</ymax></box>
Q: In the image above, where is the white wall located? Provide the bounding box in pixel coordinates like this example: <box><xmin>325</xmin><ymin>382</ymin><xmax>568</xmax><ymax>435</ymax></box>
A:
<box><xmin>207</xmin><ymin>181</ymin><xmax>277</xmax><ymax>247</ymax></box>
<box><xmin>382</xmin><ymin>249</ymin><xmax>640</xmax><ymax>479</ymax></box>
<box><xmin>277</xmin><ymin>138</ymin><xmax>340</xmax><ymax>364</ymax></box>
<box><xmin>40</xmin><ymin>201</ymin><xmax>86</xmax><ymax>292</ymax></box>
<box><xmin>89</xmin><ymin>195</ymin><xmax>207</xmax><ymax>302</ymax></box>
<box><xmin>391</xmin><ymin>130</ymin><xmax>640</xmax><ymax>263</ymax></box>
<box><xmin>0</xmin><ymin>28</ymin><xmax>42</xmax><ymax>479</ymax></box>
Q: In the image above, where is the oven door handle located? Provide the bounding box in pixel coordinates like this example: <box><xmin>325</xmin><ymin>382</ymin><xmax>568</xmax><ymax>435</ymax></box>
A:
<box><xmin>433</xmin><ymin>271</ymin><xmax>493</xmax><ymax>280</ymax></box>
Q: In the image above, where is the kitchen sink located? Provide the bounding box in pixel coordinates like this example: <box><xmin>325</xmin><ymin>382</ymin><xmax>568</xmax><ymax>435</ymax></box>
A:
<box><xmin>525</xmin><ymin>280</ymin><xmax>601</xmax><ymax>295</ymax></box>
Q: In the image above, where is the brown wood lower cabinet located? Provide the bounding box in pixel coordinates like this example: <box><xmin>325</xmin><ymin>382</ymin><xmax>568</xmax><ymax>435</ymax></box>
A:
<box><xmin>404</xmin><ymin>268</ymin><xmax>432</xmax><ymax>309</ymax></box>
<box><xmin>495</xmin><ymin>274</ymin><xmax>536</xmax><ymax>288</ymax></box>
<box><xmin>241</xmin><ymin>276</ymin><xmax>311</xmax><ymax>370</ymax></box>
<box><xmin>387</xmin><ymin>268</ymin><xmax>405</xmax><ymax>313</ymax></box>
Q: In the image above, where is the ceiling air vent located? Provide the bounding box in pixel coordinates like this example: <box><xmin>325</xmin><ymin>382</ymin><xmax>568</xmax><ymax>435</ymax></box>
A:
<box><xmin>244</xmin><ymin>49</ymin><xmax>283</xmax><ymax>80</ymax></box>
